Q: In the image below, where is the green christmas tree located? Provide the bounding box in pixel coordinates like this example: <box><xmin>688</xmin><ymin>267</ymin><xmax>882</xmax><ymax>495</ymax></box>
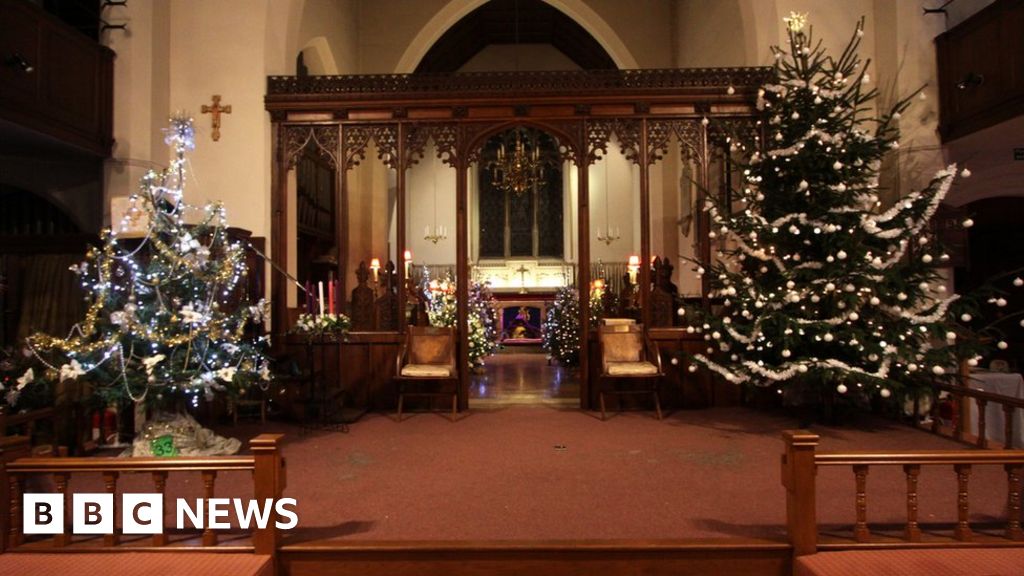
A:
<box><xmin>543</xmin><ymin>286</ymin><xmax>582</xmax><ymax>367</ymax></box>
<box><xmin>20</xmin><ymin>116</ymin><xmax>271</xmax><ymax>409</ymax></box>
<box><xmin>422</xmin><ymin>273</ymin><xmax>498</xmax><ymax>368</ymax></box>
<box><xmin>688</xmin><ymin>15</ymin><xmax>967</xmax><ymax>401</ymax></box>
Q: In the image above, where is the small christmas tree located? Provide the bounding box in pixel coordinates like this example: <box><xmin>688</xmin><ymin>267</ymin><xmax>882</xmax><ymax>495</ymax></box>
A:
<box><xmin>20</xmin><ymin>116</ymin><xmax>271</xmax><ymax>410</ymax></box>
<box><xmin>688</xmin><ymin>15</ymin><xmax>967</xmax><ymax>403</ymax></box>
<box><xmin>543</xmin><ymin>287</ymin><xmax>581</xmax><ymax>366</ymax></box>
<box><xmin>422</xmin><ymin>273</ymin><xmax>498</xmax><ymax>368</ymax></box>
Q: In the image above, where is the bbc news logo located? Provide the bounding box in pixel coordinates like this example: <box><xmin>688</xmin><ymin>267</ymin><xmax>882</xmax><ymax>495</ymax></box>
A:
<box><xmin>23</xmin><ymin>494</ymin><xmax>298</xmax><ymax>534</ymax></box>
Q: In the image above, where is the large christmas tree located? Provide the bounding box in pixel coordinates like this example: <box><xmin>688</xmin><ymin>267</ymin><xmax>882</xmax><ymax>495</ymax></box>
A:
<box><xmin>689</xmin><ymin>15</ymin><xmax>966</xmax><ymax>401</ymax></box>
<box><xmin>20</xmin><ymin>116</ymin><xmax>271</xmax><ymax>409</ymax></box>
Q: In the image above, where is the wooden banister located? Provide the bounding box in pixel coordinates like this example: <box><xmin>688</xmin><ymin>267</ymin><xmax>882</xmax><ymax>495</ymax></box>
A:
<box><xmin>930</xmin><ymin>381</ymin><xmax>1024</xmax><ymax>449</ymax></box>
<box><xmin>3</xmin><ymin>433</ymin><xmax>286</xmax><ymax>561</ymax></box>
<box><xmin>781</xmin><ymin>430</ymin><xmax>819</xmax><ymax>556</ymax></box>
<box><xmin>782</xmin><ymin>431</ymin><xmax>1024</xmax><ymax>555</ymax></box>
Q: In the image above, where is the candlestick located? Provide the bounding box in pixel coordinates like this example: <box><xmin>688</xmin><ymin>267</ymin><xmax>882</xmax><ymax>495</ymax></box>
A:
<box><xmin>318</xmin><ymin>281</ymin><xmax>325</xmax><ymax>316</ymax></box>
<box><xmin>370</xmin><ymin>258</ymin><xmax>381</xmax><ymax>283</ymax></box>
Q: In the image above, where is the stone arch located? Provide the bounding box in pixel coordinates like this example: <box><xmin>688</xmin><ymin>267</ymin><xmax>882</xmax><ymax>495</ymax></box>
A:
<box><xmin>300</xmin><ymin>36</ymin><xmax>340</xmax><ymax>75</ymax></box>
<box><xmin>395</xmin><ymin>0</ymin><xmax>639</xmax><ymax>74</ymax></box>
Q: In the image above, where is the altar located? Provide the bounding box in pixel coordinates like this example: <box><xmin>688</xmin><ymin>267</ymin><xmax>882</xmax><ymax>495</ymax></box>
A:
<box><xmin>475</xmin><ymin>260</ymin><xmax>569</xmax><ymax>345</ymax></box>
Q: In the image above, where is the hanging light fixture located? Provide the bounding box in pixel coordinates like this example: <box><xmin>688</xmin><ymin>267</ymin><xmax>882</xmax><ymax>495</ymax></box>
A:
<box><xmin>490</xmin><ymin>128</ymin><xmax>544</xmax><ymax>196</ymax></box>
<box><xmin>487</xmin><ymin>0</ymin><xmax>545</xmax><ymax>197</ymax></box>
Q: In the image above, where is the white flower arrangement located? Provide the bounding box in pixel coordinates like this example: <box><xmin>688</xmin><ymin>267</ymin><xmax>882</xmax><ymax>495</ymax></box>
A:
<box><xmin>292</xmin><ymin>313</ymin><xmax>352</xmax><ymax>337</ymax></box>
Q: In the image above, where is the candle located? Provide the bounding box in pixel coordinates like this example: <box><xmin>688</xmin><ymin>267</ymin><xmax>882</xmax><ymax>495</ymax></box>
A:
<box><xmin>628</xmin><ymin>255</ymin><xmax>640</xmax><ymax>286</ymax></box>
<box><xmin>328</xmin><ymin>280</ymin><xmax>335</xmax><ymax>314</ymax></box>
<box><xmin>317</xmin><ymin>281</ymin><xmax>325</xmax><ymax>316</ymax></box>
<box><xmin>370</xmin><ymin>258</ymin><xmax>380</xmax><ymax>283</ymax></box>
<box><xmin>404</xmin><ymin>250</ymin><xmax>412</xmax><ymax>277</ymax></box>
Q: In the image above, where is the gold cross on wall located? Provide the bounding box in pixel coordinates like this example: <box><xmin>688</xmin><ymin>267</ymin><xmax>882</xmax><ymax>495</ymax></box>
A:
<box><xmin>201</xmin><ymin>94</ymin><xmax>232</xmax><ymax>142</ymax></box>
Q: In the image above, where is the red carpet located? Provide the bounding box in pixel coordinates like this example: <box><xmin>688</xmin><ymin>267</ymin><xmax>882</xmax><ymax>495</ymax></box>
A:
<box><xmin>38</xmin><ymin>406</ymin><xmax>1014</xmax><ymax>545</ymax></box>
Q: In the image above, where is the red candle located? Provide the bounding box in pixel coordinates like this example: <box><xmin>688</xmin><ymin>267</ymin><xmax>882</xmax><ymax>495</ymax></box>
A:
<box><xmin>328</xmin><ymin>280</ymin><xmax>335</xmax><ymax>314</ymax></box>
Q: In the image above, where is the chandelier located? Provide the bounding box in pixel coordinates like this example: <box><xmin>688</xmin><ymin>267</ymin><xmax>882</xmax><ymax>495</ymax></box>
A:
<box><xmin>489</xmin><ymin>128</ymin><xmax>544</xmax><ymax>196</ymax></box>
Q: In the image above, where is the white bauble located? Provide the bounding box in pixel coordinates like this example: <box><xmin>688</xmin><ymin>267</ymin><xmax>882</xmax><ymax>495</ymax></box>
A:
<box><xmin>688</xmin><ymin>365</ymin><xmax>698</xmax><ymax>373</ymax></box>
<box><xmin>781</xmin><ymin>349</ymin><xmax>791</xmax><ymax>358</ymax></box>
<box><xmin>880</xmin><ymin>388</ymin><xmax>891</xmax><ymax>399</ymax></box>
<box><xmin>907</xmin><ymin>363</ymin><xmax>918</xmax><ymax>372</ymax></box>
<box><xmin>922</xmin><ymin>254</ymin><xmax>933</xmax><ymax>264</ymax></box>
<box><xmin>1014</xmin><ymin>277</ymin><xmax>1023</xmax><ymax>287</ymax></box>
<box><xmin>961</xmin><ymin>313</ymin><xmax>972</xmax><ymax>322</ymax></box>
<box><xmin>870</xmin><ymin>297</ymin><xmax>880</xmax><ymax>306</ymax></box>
<box><xmin>823</xmin><ymin>333</ymin><xmax>834</xmax><ymax>342</ymax></box>
<box><xmin>945</xmin><ymin>331</ymin><xmax>957</xmax><ymax>341</ymax></box>
<box><xmin>797</xmin><ymin>365</ymin><xmax>808</xmax><ymax>373</ymax></box>
<box><xmin>671</xmin><ymin>358</ymin><xmax>679</xmax><ymax>365</ymax></box>
<box><xmin>837</xmin><ymin>250</ymin><xmax>847</xmax><ymax>260</ymax></box>
<box><xmin>897</xmin><ymin>293</ymin><xmax>907</xmax><ymax>301</ymax></box>
<box><xmin>962</xmin><ymin>218</ymin><xmax>974</xmax><ymax>228</ymax></box>
<box><xmin>967</xmin><ymin>358</ymin><xmax>979</xmax><ymax>367</ymax></box>
<box><xmin>833</xmin><ymin>160</ymin><xmax>843</xmax><ymax>170</ymax></box>
<box><xmin>677</xmin><ymin>307</ymin><xmax>686</xmax><ymax>317</ymax></box>
<box><xmin>996</xmin><ymin>298</ymin><xmax>1008</xmax><ymax>307</ymax></box>
<box><xmin>997</xmin><ymin>341</ymin><xmax>1009</xmax><ymax>350</ymax></box>
<box><xmin>836</xmin><ymin>383</ymin><xmax>848</xmax><ymax>394</ymax></box>
<box><xmin>961</xmin><ymin>168</ymin><xmax>971</xmax><ymax>178</ymax></box>
<box><xmin>932</xmin><ymin>366</ymin><xmax>945</xmax><ymax>375</ymax></box>
<box><xmin>849</xmin><ymin>312</ymin><xmax>859</xmax><ymax>321</ymax></box>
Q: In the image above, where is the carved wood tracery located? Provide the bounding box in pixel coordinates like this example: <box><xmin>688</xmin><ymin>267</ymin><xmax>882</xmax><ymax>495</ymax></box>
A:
<box><xmin>344</xmin><ymin>125</ymin><xmax>399</xmax><ymax>170</ymax></box>
<box><xmin>283</xmin><ymin>125</ymin><xmax>339</xmax><ymax>171</ymax></box>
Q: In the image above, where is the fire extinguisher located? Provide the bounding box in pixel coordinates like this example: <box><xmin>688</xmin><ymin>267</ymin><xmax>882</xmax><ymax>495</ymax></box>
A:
<box><xmin>103</xmin><ymin>405</ymin><xmax>118</xmax><ymax>445</ymax></box>
<box><xmin>91</xmin><ymin>410</ymin><xmax>101</xmax><ymax>442</ymax></box>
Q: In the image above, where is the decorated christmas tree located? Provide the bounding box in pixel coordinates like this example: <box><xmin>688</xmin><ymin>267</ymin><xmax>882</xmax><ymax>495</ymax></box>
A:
<box><xmin>543</xmin><ymin>286</ymin><xmax>581</xmax><ymax>366</ymax></box>
<box><xmin>543</xmin><ymin>282</ymin><xmax>606</xmax><ymax>367</ymax></box>
<box><xmin>688</xmin><ymin>15</ymin><xmax>968</xmax><ymax>403</ymax></box>
<box><xmin>19</xmin><ymin>116</ymin><xmax>271</xmax><ymax>410</ymax></box>
<box><xmin>422</xmin><ymin>273</ymin><xmax>498</xmax><ymax>368</ymax></box>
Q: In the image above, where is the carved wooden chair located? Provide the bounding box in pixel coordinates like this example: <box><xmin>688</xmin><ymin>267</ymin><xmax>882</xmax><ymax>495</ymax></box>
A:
<box><xmin>597</xmin><ymin>323</ymin><xmax>663</xmax><ymax>421</ymax></box>
<box><xmin>394</xmin><ymin>326</ymin><xmax>459</xmax><ymax>422</ymax></box>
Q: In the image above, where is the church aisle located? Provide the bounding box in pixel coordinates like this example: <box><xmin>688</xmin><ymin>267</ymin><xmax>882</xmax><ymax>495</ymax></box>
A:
<box><xmin>469</xmin><ymin>354</ymin><xmax>579</xmax><ymax>406</ymax></box>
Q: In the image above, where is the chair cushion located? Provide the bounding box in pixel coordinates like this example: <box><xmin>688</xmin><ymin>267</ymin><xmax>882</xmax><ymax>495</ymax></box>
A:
<box><xmin>607</xmin><ymin>361</ymin><xmax>658</xmax><ymax>376</ymax></box>
<box><xmin>401</xmin><ymin>364</ymin><xmax>452</xmax><ymax>378</ymax></box>
<box><xmin>602</xmin><ymin>332</ymin><xmax>642</xmax><ymax>362</ymax></box>
<box><xmin>410</xmin><ymin>334</ymin><xmax>453</xmax><ymax>365</ymax></box>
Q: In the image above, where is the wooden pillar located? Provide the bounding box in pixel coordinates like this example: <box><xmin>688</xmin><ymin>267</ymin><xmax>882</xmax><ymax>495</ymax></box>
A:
<box><xmin>252</xmin><ymin>434</ymin><xmax>285</xmax><ymax>562</ymax></box>
<box><xmin>337</xmin><ymin>124</ymin><xmax>349</xmax><ymax>308</ymax></box>
<box><xmin>456</xmin><ymin>156</ymin><xmax>469</xmax><ymax>411</ymax></box>
<box><xmin>782</xmin><ymin>430</ymin><xmax>819</xmax><ymax>556</ymax></box>
<box><xmin>638</xmin><ymin>118</ymin><xmax>651</xmax><ymax>329</ymax></box>
<box><xmin>578</xmin><ymin>130</ymin><xmax>591</xmax><ymax>410</ymax></box>
<box><xmin>396</xmin><ymin>123</ymin><xmax>408</xmax><ymax>334</ymax></box>
<box><xmin>270</xmin><ymin>121</ymin><xmax>288</xmax><ymax>346</ymax></box>
<box><xmin>697</xmin><ymin>120</ymin><xmax>711</xmax><ymax>306</ymax></box>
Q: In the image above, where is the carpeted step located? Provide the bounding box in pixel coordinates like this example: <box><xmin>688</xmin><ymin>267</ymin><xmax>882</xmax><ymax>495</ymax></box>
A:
<box><xmin>0</xmin><ymin>552</ymin><xmax>273</xmax><ymax>576</ymax></box>
<box><xmin>795</xmin><ymin>548</ymin><xmax>1024</xmax><ymax>576</ymax></box>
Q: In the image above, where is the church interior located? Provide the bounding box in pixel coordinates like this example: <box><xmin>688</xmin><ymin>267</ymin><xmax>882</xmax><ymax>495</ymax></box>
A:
<box><xmin>1</xmin><ymin>0</ymin><xmax>1024</xmax><ymax>575</ymax></box>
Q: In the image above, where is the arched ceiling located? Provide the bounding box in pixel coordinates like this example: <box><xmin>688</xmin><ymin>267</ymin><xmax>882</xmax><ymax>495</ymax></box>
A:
<box><xmin>414</xmin><ymin>0</ymin><xmax>617</xmax><ymax>73</ymax></box>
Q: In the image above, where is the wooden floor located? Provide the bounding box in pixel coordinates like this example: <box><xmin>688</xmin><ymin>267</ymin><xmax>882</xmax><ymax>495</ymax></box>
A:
<box><xmin>470</xmin><ymin>353</ymin><xmax>579</xmax><ymax>406</ymax></box>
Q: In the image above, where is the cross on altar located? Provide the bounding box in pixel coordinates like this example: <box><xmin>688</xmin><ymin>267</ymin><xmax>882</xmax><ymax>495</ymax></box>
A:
<box><xmin>516</xmin><ymin>264</ymin><xmax>529</xmax><ymax>294</ymax></box>
<box><xmin>201</xmin><ymin>95</ymin><xmax>232</xmax><ymax>141</ymax></box>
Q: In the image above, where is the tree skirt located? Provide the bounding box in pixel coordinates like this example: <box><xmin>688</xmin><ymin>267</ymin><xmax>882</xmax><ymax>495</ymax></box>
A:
<box><xmin>125</xmin><ymin>412</ymin><xmax>241</xmax><ymax>457</ymax></box>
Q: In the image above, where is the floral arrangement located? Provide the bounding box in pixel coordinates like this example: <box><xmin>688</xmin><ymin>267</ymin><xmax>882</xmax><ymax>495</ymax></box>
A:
<box><xmin>291</xmin><ymin>312</ymin><xmax>352</xmax><ymax>338</ymax></box>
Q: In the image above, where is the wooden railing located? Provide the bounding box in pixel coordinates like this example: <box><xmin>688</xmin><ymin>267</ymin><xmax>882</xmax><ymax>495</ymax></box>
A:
<box><xmin>921</xmin><ymin>382</ymin><xmax>1024</xmax><ymax>449</ymax></box>
<box><xmin>782</xmin><ymin>431</ymin><xmax>1024</xmax><ymax>556</ymax></box>
<box><xmin>2</xmin><ymin>434</ymin><xmax>285</xmax><ymax>559</ymax></box>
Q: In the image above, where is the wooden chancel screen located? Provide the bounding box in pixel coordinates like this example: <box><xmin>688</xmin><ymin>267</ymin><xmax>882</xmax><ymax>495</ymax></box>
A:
<box><xmin>265</xmin><ymin>69</ymin><xmax>770</xmax><ymax>411</ymax></box>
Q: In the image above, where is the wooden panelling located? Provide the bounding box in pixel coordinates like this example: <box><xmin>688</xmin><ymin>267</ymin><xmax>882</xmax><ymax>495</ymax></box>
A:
<box><xmin>0</xmin><ymin>0</ymin><xmax>114</xmax><ymax>157</ymax></box>
<box><xmin>937</xmin><ymin>0</ymin><xmax>1024</xmax><ymax>141</ymax></box>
